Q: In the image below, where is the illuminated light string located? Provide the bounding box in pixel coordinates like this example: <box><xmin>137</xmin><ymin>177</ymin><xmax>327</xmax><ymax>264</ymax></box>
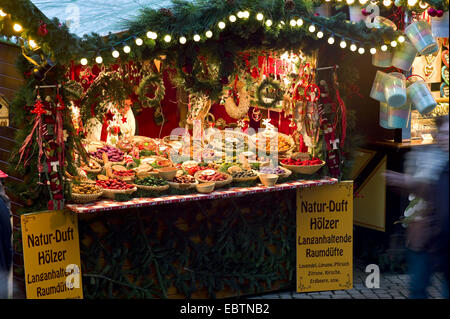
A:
<box><xmin>316</xmin><ymin>0</ymin><xmax>427</xmax><ymax>7</ymax></box>
<box><xmin>70</xmin><ymin>11</ymin><xmax>403</xmax><ymax>64</ymax></box>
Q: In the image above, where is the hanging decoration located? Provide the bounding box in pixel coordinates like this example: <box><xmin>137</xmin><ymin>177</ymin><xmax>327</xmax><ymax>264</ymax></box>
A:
<box><xmin>137</xmin><ymin>73</ymin><xmax>166</xmax><ymax>109</ymax></box>
<box><xmin>224</xmin><ymin>78</ymin><xmax>251</xmax><ymax>119</ymax></box>
<box><xmin>256</xmin><ymin>78</ymin><xmax>284</xmax><ymax>109</ymax></box>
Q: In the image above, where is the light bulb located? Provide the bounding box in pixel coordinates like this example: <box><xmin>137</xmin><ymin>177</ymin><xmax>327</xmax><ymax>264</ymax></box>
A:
<box><xmin>297</xmin><ymin>19</ymin><xmax>303</xmax><ymax>26</ymax></box>
<box><xmin>29</xmin><ymin>39</ymin><xmax>37</xmax><ymax>49</ymax></box>
<box><xmin>205</xmin><ymin>30</ymin><xmax>213</xmax><ymax>38</ymax></box>
<box><xmin>381</xmin><ymin>44</ymin><xmax>388</xmax><ymax>51</ymax></box>
<box><xmin>237</xmin><ymin>11</ymin><xmax>244</xmax><ymax>19</ymax></box>
<box><xmin>123</xmin><ymin>45</ymin><xmax>131</xmax><ymax>53</ymax></box>
<box><xmin>80</xmin><ymin>58</ymin><xmax>88</xmax><ymax>66</ymax></box>
<box><xmin>398</xmin><ymin>35</ymin><xmax>406</xmax><ymax>43</ymax></box>
<box><xmin>0</xmin><ymin>9</ymin><xmax>7</xmax><ymax>17</ymax></box>
<box><xmin>390</xmin><ymin>40</ymin><xmax>398</xmax><ymax>47</ymax></box>
<box><xmin>407</xmin><ymin>0</ymin><xmax>418</xmax><ymax>6</ymax></box>
<box><xmin>340</xmin><ymin>40</ymin><xmax>347</xmax><ymax>48</ymax></box>
<box><xmin>95</xmin><ymin>56</ymin><xmax>103</xmax><ymax>64</ymax></box>
<box><xmin>359</xmin><ymin>0</ymin><xmax>369</xmax><ymax>4</ymax></box>
<box><xmin>290</xmin><ymin>19</ymin><xmax>297</xmax><ymax>27</ymax></box>
<box><xmin>350</xmin><ymin>43</ymin><xmax>357</xmax><ymax>51</ymax></box>
<box><xmin>164</xmin><ymin>35</ymin><xmax>171</xmax><ymax>43</ymax></box>
<box><xmin>146</xmin><ymin>31</ymin><xmax>157</xmax><ymax>40</ymax></box>
<box><xmin>265</xmin><ymin>19</ymin><xmax>273</xmax><ymax>27</ymax></box>
<box><xmin>346</xmin><ymin>0</ymin><xmax>355</xmax><ymax>4</ymax></box>
<box><xmin>229</xmin><ymin>15</ymin><xmax>237</xmax><ymax>22</ymax></box>
<box><xmin>256</xmin><ymin>13</ymin><xmax>264</xmax><ymax>21</ymax></box>
<box><xmin>328</xmin><ymin>36</ymin><xmax>335</xmax><ymax>44</ymax></box>
<box><xmin>317</xmin><ymin>31</ymin><xmax>324</xmax><ymax>38</ymax></box>
<box><xmin>135</xmin><ymin>37</ymin><xmax>143</xmax><ymax>46</ymax></box>
<box><xmin>193</xmin><ymin>34</ymin><xmax>201</xmax><ymax>42</ymax></box>
<box><xmin>13</xmin><ymin>23</ymin><xmax>22</xmax><ymax>32</ymax></box>
<box><xmin>370</xmin><ymin>47</ymin><xmax>377</xmax><ymax>54</ymax></box>
<box><xmin>179</xmin><ymin>36</ymin><xmax>187</xmax><ymax>44</ymax></box>
<box><xmin>243</xmin><ymin>11</ymin><xmax>250</xmax><ymax>18</ymax></box>
<box><xmin>112</xmin><ymin>49</ymin><xmax>120</xmax><ymax>58</ymax></box>
<box><xmin>383</xmin><ymin>0</ymin><xmax>392</xmax><ymax>6</ymax></box>
<box><xmin>308</xmin><ymin>25</ymin><xmax>316</xmax><ymax>33</ymax></box>
<box><xmin>218</xmin><ymin>21</ymin><xmax>226</xmax><ymax>29</ymax></box>
<box><xmin>358</xmin><ymin>47</ymin><xmax>365</xmax><ymax>54</ymax></box>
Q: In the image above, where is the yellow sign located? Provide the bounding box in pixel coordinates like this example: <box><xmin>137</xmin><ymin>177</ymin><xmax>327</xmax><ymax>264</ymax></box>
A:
<box><xmin>296</xmin><ymin>181</ymin><xmax>353</xmax><ymax>292</ymax></box>
<box><xmin>21</xmin><ymin>210</ymin><xmax>83</xmax><ymax>299</ymax></box>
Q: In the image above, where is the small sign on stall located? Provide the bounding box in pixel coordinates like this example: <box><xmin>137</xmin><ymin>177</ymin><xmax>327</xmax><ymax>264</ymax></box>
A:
<box><xmin>296</xmin><ymin>181</ymin><xmax>353</xmax><ymax>292</ymax></box>
<box><xmin>21</xmin><ymin>210</ymin><xmax>83</xmax><ymax>299</ymax></box>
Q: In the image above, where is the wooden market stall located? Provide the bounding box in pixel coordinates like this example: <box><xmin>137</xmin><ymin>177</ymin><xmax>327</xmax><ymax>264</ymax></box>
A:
<box><xmin>1</xmin><ymin>0</ymin><xmax>448</xmax><ymax>299</ymax></box>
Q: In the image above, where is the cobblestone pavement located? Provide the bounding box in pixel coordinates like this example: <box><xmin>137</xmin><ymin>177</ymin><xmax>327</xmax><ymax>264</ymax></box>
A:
<box><xmin>247</xmin><ymin>260</ymin><xmax>447</xmax><ymax>299</ymax></box>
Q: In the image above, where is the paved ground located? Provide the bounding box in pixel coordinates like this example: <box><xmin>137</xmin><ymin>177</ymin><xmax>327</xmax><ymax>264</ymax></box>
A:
<box><xmin>248</xmin><ymin>259</ymin><xmax>447</xmax><ymax>299</ymax></box>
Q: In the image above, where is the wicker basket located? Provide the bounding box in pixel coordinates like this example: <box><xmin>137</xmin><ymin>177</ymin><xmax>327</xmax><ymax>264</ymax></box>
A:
<box><xmin>195</xmin><ymin>171</ymin><xmax>233</xmax><ymax>188</ymax></box>
<box><xmin>101</xmin><ymin>187</ymin><xmax>137</xmax><ymax>199</ymax></box>
<box><xmin>168</xmin><ymin>181</ymin><xmax>198</xmax><ymax>190</ymax></box>
<box><xmin>231</xmin><ymin>171</ymin><xmax>259</xmax><ymax>183</ymax></box>
<box><xmin>71</xmin><ymin>191</ymin><xmax>103</xmax><ymax>204</ymax></box>
<box><xmin>134</xmin><ymin>184</ymin><xmax>169</xmax><ymax>192</ymax></box>
<box><xmin>280</xmin><ymin>161</ymin><xmax>326</xmax><ymax>174</ymax></box>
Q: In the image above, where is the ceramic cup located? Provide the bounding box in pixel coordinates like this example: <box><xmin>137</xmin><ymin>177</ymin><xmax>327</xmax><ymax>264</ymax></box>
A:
<box><xmin>372</xmin><ymin>50</ymin><xmax>393</xmax><ymax>68</ymax></box>
<box><xmin>383</xmin><ymin>72</ymin><xmax>407</xmax><ymax>107</ymax></box>
<box><xmin>405</xmin><ymin>21</ymin><xmax>439</xmax><ymax>55</ymax></box>
<box><xmin>407</xmin><ymin>80</ymin><xmax>437</xmax><ymax>115</ymax></box>
<box><xmin>431</xmin><ymin>11</ymin><xmax>449</xmax><ymax>38</ymax></box>
<box><xmin>387</xmin><ymin>102</ymin><xmax>411</xmax><ymax>129</ymax></box>
<box><xmin>392</xmin><ymin>41</ymin><xmax>418</xmax><ymax>72</ymax></box>
<box><xmin>379</xmin><ymin>102</ymin><xmax>390</xmax><ymax>129</ymax></box>
<box><xmin>370</xmin><ymin>70</ymin><xmax>388</xmax><ymax>102</ymax></box>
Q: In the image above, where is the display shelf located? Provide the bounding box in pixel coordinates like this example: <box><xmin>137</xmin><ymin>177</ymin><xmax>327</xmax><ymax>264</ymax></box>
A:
<box><xmin>66</xmin><ymin>177</ymin><xmax>338</xmax><ymax>214</ymax></box>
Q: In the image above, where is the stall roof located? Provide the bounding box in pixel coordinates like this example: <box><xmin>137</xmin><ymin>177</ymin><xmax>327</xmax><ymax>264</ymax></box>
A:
<box><xmin>30</xmin><ymin>0</ymin><xmax>179</xmax><ymax>36</ymax></box>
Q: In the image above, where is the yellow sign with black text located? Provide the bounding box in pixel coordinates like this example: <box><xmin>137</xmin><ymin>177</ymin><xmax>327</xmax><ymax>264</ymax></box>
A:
<box><xmin>297</xmin><ymin>182</ymin><xmax>353</xmax><ymax>292</ymax></box>
<box><xmin>21</xmin><ymin>210</ymin><xmax>83</xmax><ymax>299</ymax></box>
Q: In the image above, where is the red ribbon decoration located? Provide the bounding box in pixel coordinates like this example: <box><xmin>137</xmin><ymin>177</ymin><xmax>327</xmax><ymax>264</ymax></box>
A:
<box><xmin>55</xmin><ymin>93</ymin><xmax>65</xmax><ymax>167</ymax></box>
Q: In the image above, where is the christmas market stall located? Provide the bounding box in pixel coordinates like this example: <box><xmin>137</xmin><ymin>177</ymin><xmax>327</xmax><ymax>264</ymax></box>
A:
<box><xmin>1</xmin><ymin>0</ymin><xmax>447</xmax><ymax>298</ymax></box>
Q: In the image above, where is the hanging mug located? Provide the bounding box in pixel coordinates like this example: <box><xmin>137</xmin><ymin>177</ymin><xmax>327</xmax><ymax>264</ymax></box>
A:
<box><xmin>383</xmin><ymin>72</ymin><xmax>407</xmax><ymax>107</ymax></box>
<box><xmin>387</xmin><ymin>102</ymin><xmax>411</xmax><ymax>129</ymax></box>
<box><xmin>405</xmin><ymin>21</ymin><xmax>439</xmax><ymax>55</ymax></box>
<box><xmin>372</xmin><ymin>50</ymin><xmax>393</xmax><ymax>68</ymax></box>
<box><xmin>370</xmin><ymin>70</ymin><xmax>388</xmax><ymax>102</ymax></box>
<box><xmin>392</xmin><ymin>41</ymin><xmax>418</xmax><ymax>72</ymax></box>
<box><xmin>379</xmin><ymin>102</ymin><xmax>390</xmax><ymax>129</ymax></box>
<box><xmin>406</xmin><ymin>78</ymin><xmax>437</xmax><ymax>115</ymax></box>
<box><xmin>431</xmin><ymin>11</ymin><xmax>449</xmax><ymax>38</ymax></box>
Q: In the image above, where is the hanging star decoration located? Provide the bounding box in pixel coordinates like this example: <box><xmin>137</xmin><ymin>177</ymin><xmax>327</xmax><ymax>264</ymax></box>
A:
<box><xmin>121</xmin><ymin>116</ymin><xmax>128</xmax><ymax>123</ymax></box>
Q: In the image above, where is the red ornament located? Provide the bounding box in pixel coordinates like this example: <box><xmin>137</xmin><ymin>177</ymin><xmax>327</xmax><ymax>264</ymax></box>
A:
<box><xmin>436</xmin><ymin>10</ymin><xmax>444</xmax><ymax>17</ymax></box>
<box><xmin>428</xmin><ymin>8</ymin><xmax>438</xmax><ymax>17</ymax></box>
<box><xmin>31</xmin><ymin>99</ymin><xmax>46</xmax><ymax>116</ymax></box>
<box><xmin>361</xmin><ymin>8</ymin><xmax>370</xmax><ymax>16</ymax></box>
<box><xmin>37</xmin><ymin>22</ymin><xmax>48</xmax><ymax>37</ymax></box>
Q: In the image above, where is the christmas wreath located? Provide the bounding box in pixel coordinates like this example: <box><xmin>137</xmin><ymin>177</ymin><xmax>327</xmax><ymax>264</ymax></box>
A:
<box><xmin>137</xmin><ymin>73</ymin><xmax>166</xmax><ymax>109</ymax></box>
<box><xmin>256</xmin><ymin>78</ymin><xmax>284</xmax><ymax>109</ymax></box>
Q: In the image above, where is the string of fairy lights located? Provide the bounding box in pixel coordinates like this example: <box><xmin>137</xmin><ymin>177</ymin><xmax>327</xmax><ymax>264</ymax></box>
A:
<box><xmin>78</xmin><ymin>10</ymin><xmax>408</xmax><ymax>65</ymax></box>
<box><xmin>319</xmin><ymin>0</ymin><xmax>430</xmax><ymax>8</ymax></box>
<box><xmin>0</xmin><ymin>5</ymin><xmax>427</xmax><ymax>66</ymax></box>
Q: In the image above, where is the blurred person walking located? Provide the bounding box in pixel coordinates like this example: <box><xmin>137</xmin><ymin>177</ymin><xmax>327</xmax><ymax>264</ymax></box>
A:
<box><xmin>0</xmin><ymin>169</ymin><xmax>12</xmax><ymax>298</ymax></box>
<box><xmin>385</xmin><ymin>115</ymin><xmax>449</xmax><ymax>299</ymax></box>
